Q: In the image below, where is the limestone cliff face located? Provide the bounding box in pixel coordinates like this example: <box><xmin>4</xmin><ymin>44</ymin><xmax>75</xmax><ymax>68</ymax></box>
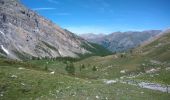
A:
<box><xmin>0</xmin><ymin>0</ymin><xmax>90</xmax><ymax>59</ymax></box>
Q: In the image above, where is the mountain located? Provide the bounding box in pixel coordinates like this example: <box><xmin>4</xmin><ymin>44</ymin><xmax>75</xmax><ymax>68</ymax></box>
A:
<box><xmin>135</xmin><ymin>29</ymin><xmax>170</xmax><ymax>62</ymax></box>
<box><xmin>0</xmin><ymin>0</ymin><xmax>111</xmax><ymax>60</ymax></box>
<box><xmin>80</xmin><ymin>33</ymin><xmax>105</xmax><ymax>41</ymax></box>
<box><xmin>80</xmin><ymin>30</ymin><xmax>161</xmax><ymax>52</ymax></box>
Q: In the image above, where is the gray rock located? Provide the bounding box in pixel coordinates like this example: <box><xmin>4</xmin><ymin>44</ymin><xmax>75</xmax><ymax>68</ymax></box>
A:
<box><xmin>0</xmin><ymin>0</ymin><xmax>91</xmax><ymax>59</ymax></box>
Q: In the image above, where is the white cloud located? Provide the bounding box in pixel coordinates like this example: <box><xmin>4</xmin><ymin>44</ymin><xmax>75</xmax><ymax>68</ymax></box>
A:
<box><xmin>33</xmin><ymin>8</ymin><xmax>57</xmax><ymax>11</ymax></box>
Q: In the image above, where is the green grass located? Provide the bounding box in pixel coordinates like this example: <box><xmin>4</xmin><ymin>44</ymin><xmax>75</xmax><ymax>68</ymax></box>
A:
<box><xmin>136</xmin><ymin>32</ymin><xmax>170</xmax><ymax>62</ymax></box>
<box><xmin>135</xmin><ymin>69</ymin><xmax>170</xmax><ymax>85</ymax></box>
<box><xmin>0</xmin><ymin>61</ymin><xmax>170</xmax><ymax>100</ymax></box>
<box><xmin>0</xmin><ymin>33</ymin><xmax>170</xmax><ymax>99</ymax></box>
<box><xmin>81</xmin><ymin>42</ymin><xmax>112</xmax><ymax>57</ymax></box>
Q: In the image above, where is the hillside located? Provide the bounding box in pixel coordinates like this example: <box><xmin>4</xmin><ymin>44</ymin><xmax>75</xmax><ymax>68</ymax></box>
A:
<box><xmin>0</xmin><ymin>31</ymin><xmax>169</xmax><ymax>100</ymax></box>
<box><xmin>75</xmin><ymin>31</ymin><xmax>170</xmax><ymax>84</ymax></box>
<box><xmin>135</xmin><ymin>30</ymin><xmax>170</xmax><ymax>62</ymax></box>
<box><xmin>0</xmin><ymin>0</ymin><xmax>111</xmax><ymax>60</ymax></box>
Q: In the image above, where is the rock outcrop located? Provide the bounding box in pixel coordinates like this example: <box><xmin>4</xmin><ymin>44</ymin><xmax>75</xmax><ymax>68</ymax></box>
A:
<box><xmin>0</xmin><ymin>0</ymin><xmax>91</xmax><ymax>59</ymax></box>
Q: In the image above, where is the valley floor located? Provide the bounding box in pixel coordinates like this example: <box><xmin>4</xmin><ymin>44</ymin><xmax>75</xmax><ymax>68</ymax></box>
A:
<box><xmin>0</xmin><ymin>55</ymin><xmax>170</xmax><ymax>100</ymax></box>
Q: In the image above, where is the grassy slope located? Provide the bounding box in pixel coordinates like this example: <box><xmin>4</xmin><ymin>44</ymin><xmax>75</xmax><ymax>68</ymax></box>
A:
<box><xmin>74</xmin><ymin>32</ymin><xmax>170</xmax><ymax>84</ymax></box>
<box><xmin>0</xmin><ymin>58</ymin><xmax>170</xmax><ymax>100</ymax></box>
<box><xmin>136</xmin><ymin>32</ymin><xmax>170</xmax><ymax>62</ymax></box>
<box><xmin>0</xmin><ymin>33</ymin><xmax>170</xmax><ymax>99</ymax></box>
<box><xmin>133</xmin><ymin>32</ymin><xmax>170</xmax><ymax>84</ymax></box>
<box><xmin>81</xmin><ymin>42</ymin><xmax>112</xmax><ymax>57</ymax></box>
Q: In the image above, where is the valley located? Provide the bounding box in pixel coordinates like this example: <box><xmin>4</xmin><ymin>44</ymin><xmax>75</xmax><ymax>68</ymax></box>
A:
<box><xmin>0</xmin><ymin>0</ymin><xmax>170</xmax><ymax>100</ymax></box>
<box><xmin>0</xmin><ymin>31</ymin><xmax>170</xmax><ymax>99</ymax></box>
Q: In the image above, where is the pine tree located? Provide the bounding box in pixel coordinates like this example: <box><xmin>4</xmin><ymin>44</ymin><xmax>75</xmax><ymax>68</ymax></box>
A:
<box><xmin>65</xmin><ymin>63</ymin><xmax>75</xmax><ymax>75</ymax></box>
<box><xmin>92</xmin><ymin>66</ymin><xmax>97</xmax><ymax>71</ymax></box>
<box><xmin>82</xmin><ymin>64</ymin><xmax>85</xmax><ymax>69</ymax></box>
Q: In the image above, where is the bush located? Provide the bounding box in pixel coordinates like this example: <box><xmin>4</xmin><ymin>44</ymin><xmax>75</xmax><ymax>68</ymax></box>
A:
<box><xmin>65</xmin><ymin>63</ymin><xmax>75</xmax><ymax>75</ymax></box>
<box><xmin>92</xmin><ymin>66</ymin><xmax>97</xmax><ymax>71</ymax></box>
<box><xmin>79</xmin><ymin>64</ymin><xmax>86</xmax><ymax>72</ymax></box>
<box><xmin>81</xmin><ymin>64</ymin><xmax>85</xmax><ymax>69</ymax></box>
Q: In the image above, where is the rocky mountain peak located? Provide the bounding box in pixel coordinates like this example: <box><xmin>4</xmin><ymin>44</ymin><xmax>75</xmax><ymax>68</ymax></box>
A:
<box><xmin>0</xmin><ymin>0</ymin><xmax>93</xmax><ymax>60</ymax></box>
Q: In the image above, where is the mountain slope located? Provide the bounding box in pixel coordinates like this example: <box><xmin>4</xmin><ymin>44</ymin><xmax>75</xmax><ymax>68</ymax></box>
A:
<box><xmin>0</xmin><ymin>31</ymin><xmax>169</xmax><ymax>99</ymax></box>
<box><xmin>135</xmin><ymin>29</ymin><xmax>170</xmax><ymax>62</ymax></box>
<box><xmin>1</xmin><ymin>29</ymin><xmax>170</xmax><ymax>98</ymax></box>
<box><xmin>73</xmin><ymin>30</ymin><xmax>170</xmax><ymax>86</ymax></box>
<box><xmin>0</xmin><ymin>0</ymin><xmax>110</xmax><ymax>60</ymax></box>
<box><xmin>80</xmin><ymin>30</ymin><xmax>161</xmax><ymax>52</ymax></box>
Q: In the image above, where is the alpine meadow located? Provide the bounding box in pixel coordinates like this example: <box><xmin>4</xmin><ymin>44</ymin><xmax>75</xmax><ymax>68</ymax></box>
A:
<box><xmin>0</xmin><ymin>0</ymin><xmax>170</xmax><ymax>100</ymax></box>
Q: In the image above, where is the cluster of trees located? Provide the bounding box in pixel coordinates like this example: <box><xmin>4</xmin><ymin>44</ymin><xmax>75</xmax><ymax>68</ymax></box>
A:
<box><xmin>2</xmin><ymin>59</ymin><xmax>38</xmax><ymax>69</ymax></box>
<box><xmin>65</xmin><ymin>63</ymin><xmax>99</xmax><ymax>75</ymax></box>
<box><xmin>31</xmin><ymin>56</ymin><xmax>101</xmax><ymax>75</ymax></box>
<box><xmin>31</xmin><ymin>56</ymin><xmax>78</xmax><ymax>62</ymax></box>
<box><xmin>65</xmin><ymin>62</ymin><xmax>75</xmax><ymax>75</ymax></box>
<box><xmin>79</xmin><ymin>64</ymin><xmax>98</xmax><ymax>72</ymax></box>
<box><xmin>81</xmin><ymin>42</ymin><xmax>112</xmax><ymax>57</ymax></box>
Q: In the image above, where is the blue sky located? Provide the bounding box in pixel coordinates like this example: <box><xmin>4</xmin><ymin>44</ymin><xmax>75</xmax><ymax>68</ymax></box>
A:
<box><xmin>21</xmin><ymin>0</ymin><xmax>170</xmax><ymax>34</ymax></box>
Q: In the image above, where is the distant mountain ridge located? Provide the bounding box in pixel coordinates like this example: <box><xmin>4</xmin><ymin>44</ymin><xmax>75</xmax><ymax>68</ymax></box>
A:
<box><xmin>80</xmin><ymin>33</ymin><xmax>105</xmax><ymax>40</ymax></box>
<box><xmin>80</xmin><ymin>30</ymin><xmax>162</xmax><ymax>52</ymax></box>
<box><xmin>0</xmin><ymin>0</ymin><xmax>111</xmax><ymax>60</ymax></box>
<box><xmin>134</xmin><ymin>29</ymin><xmax>170</xmax><ymax>62</ymax></box>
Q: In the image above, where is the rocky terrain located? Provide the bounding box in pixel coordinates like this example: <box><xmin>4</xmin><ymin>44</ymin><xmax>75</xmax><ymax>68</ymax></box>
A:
<box><xmin>0</xmin><ymin>29</ymin><xmax>169</xmax><ymax>100</ymax></box>
<box><xmin>0</xmin><ymin>0</ymin><xmax>107</xmax><ymax>60</ymax></box>
<box><xmin>80</xmin><ymin>30</ymin><xmax>161</xmax><ymax>52</ymax></box>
